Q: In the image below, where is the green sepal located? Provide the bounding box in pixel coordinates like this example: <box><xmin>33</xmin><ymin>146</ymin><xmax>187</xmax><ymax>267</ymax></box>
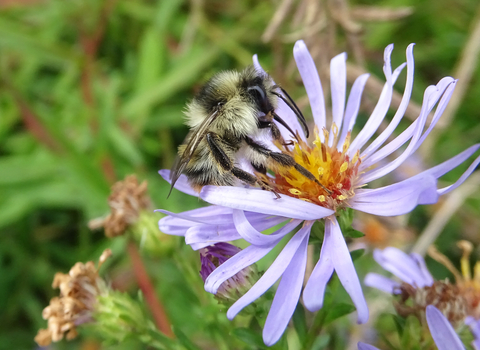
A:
<box><xmin>324</xmin><ymin>302</ymin><xmax>356</xmax><ymax>325</ymax></box>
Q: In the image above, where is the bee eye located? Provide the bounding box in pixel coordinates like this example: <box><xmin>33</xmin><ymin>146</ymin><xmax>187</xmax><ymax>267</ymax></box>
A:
<box><xmin>247</xmin><ymin>85</ymin><xmax>266</xmax><ymax>101</ymax></box>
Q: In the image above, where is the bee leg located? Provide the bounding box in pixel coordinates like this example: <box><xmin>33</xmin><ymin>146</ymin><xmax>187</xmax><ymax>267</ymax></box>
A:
<box><xmin>259</xmin><ymin>120</ymin><xmax>290</xmax><ymax>146</ymax></box>
<box><xmin>206</xmin><ymin>132</ymin><xmax>235</xmax><ymax>171</ymax></box>
<box><xmin>231</xmin><ymin>167</ymin><xmax>281</xmax><ymax>199</ymax></box>
<box><xmin>251</xmin><ymin>162</ymin><xmax>267</xmax><ymax>175</ymax></box>
<box><xmin>244</xmin><ymin>136</ymin><xmax>331</xmax><ymax>194</ymax></box>
<box><xmin>206</xmin><ymin>132</ymin><xmax>280</xmax><ymax>198</ymax></box>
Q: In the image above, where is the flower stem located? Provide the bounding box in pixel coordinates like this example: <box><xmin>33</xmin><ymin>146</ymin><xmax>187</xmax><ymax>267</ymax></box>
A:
<box><xmin>127</xmin><ymin>241</ymin><xmax>174</xmax><ymax>338</ymax></box>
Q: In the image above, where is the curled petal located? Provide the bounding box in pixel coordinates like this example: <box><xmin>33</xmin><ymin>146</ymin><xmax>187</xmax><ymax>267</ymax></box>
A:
<box><xmin>159</xmin><ymin>169</ymin><xmax>198</xmax><ymax>197</ymax></box>
<box><xmin>361</xmin><ymin>78</ymin><xmax>454</xmax><ymax>180</ymax></box>
<box><xmin>200</xmin><ymin>186</ymin><xmax>334</xmax><ymax>220</ymax></box>
<box><xmin>226</xmin><ymin>221</ymin><xmax>313</xmax><ymax>319</ymax></box>
<box><xmin>350</xmin><ymin>175</ymin><xmax>438</xmax><ymax>216</ymax></box>
<box><xmin>364</xmin><ymin>273</ymin><xmax>400</xmax><ymax>294</ymax></box>
<box><xmin>263</xmin><ymin>232</ymin><xmax>309</xmax><ymax>346</ymax></box>
<box><xmin>328</xmin><ymin>218</ymin><xmax>369</xmax><ymax>323</ymax></box>
<box><xmin>426</xmin><ymin>305</ymin><xmax>465</xmax><ymax>350</ymax></box>
<box><xmin>360</xmin><ymin>44</ymin><xmax>415</xmax><ymax>158</ymax></box>
<box><xmin>233</xmin><ymin>209</ymin><xmax>301</xmax><ymax>246</ymax></box>
<box><xmin>303</xmin><ymin>228</ymin><xmax>334</xmax><ymax>311</ymax></box>
<box><xmin>294</xmin><ymin>40</ymin><xmax>326</xmax><ymax>131</ymax></box>
<box><xmin>349</xmin><ymin>44</ymin><xmax>396</xmax><ymax>155</ymax></box>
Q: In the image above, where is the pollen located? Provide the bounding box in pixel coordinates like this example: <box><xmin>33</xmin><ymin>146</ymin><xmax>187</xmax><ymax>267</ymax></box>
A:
<box><xmin>288</xmin><ymin>188</ymin><xmax>303</xmax><ymax>195</ymax></box>
<box><xmin>270</xmin><ymin>125</ymin><xmax>362</xmax><ymax>212</ymax></box>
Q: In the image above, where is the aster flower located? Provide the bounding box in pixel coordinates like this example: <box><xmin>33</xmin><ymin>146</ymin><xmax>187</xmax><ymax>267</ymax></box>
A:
<box><xmin>158</xmin><ymin>40</ymin><xmax>480</xmax><ymax>345</ymax></box>
<box><xmin>358</xmin><ymin>305</ymin><xmax>466</xmax><ymax>350</ymax></box>
<box><xmin>365</xmin><ymin>243</ymin><xmax>480</xmax><ymax>325</ymax></box>
<box><xmin>35</xmin><ymin>249</ymin><xmax>112</xmax><ymax>346</ymax></box>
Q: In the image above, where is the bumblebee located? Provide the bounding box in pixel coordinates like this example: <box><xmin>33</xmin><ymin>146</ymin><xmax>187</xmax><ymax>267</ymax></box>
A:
<box><xmin>169</xmin><ymin>66</ymin><xmax>326</xmax><ymax>197</ymax></box>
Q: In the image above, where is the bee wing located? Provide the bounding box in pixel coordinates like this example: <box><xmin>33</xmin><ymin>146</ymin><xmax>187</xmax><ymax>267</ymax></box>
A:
<box><xmin>168</xmin><ymin>109</ymin><xmax>220</xmax><ymax>197</ymax></box>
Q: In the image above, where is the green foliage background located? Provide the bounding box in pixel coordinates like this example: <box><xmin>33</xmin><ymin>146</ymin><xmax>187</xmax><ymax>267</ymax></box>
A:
<box><xmin>0</xmin><ymin>0</ymin><xmax>479</xmax><ymax>349</ymax></box>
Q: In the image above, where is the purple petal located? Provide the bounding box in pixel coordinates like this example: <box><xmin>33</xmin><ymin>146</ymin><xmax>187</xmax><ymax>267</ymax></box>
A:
<box><xmin>372</xmin><ymin>247</ymin><xmax>433</xmax><ymax>287</ymax></box>
<box><xmin>426</xmin><ymin>305</ymin><xmax>465</xmax><ymax>350</ymax></box>
<box><xmin>360</xmin><ymin>44</ymin><xmax>415</xmax><ymax>157</ymax></box>
<box><xmin>263</xmin><ymin>231</ymin><xmax>309</xmax><ymax>346</ymax></box>
<box><xmin>185</xmin><ymin>224</ymin><xmax>242</xmax><ymax>245</ymax></box>
<box><xmin>205</xmin><ymin>244</ymin><xmax>275</xmax><ymax>294</ymax></box>
<box><xmin>348</xmin><ymin>44</ymin><xmax>395</xmax><ymax>155</ymax></box>
<box><xmin>417</xmin><ymin>144</ymin><xmax>480</xmax><ymax>183</ymax></box>
<box><xmin>226</xmin><ymin>221</ymin><xmax>313</xmax><ymax>319</ymax></box>
<box><xmin>158</xmin><ymin>206</ymin><xmax>233</xmax><ymax>235</ymax></box>
<box><xmin>303</xmin><ymin>226</ymin><xmax>334</xmax><ymax>311</ymax></box>
<box><xmin>466</xmin><ymin>316</ymin><xmax>480</xmax><ymax>338</ymax></box>
<box><xmin>200</xmin><ymin>186</ymin><xmax>334</xmax><ymax>220</ymax></box>
<box><xmin>185</xmin><ymin>215</ymin><xmax>286</xmax><ymax>245</ymax></box>
<box><xmin>156</xmin><ymin>209</ymin><xmax>235</xmax><ymax>225</ymax></box>
<box><xmin>330</xmin><ymin>52</ymin><xmax>347</xmax><ymax>139</ymax></box>
<box><xmin>412</xmin><ymin>79</ymin><xmax>457</xmax><ymax>154</ymax></box>
<box><xmin>409</xmin><ymin>253</ymin><xmax>434</xmax><ymax>285</ymax></box>
<box><xmin>438</xmin><ymin>152</ymin><xmax>480</xmax><ymax>196</ymax></box>
<box><xmin>349</xmin><ymin>175</ymin><xmax>438</xmax><ymax>216</ymax></box>
<box><xmin>360</xmin><ymin>79</ymin><xmax>454</xmax><ymax>181</ymax></box>
<box><xmin>158</xmin><ymin>169</ymin><xmax>198</xmax><ymax>197</ymax></box>
<box><xmin>233</xmin><ymin>209</ymin><xmax>302</xmax><ymax>246</ymax></box>
<box><xmin>338</xmin><ymin>73</ymin><xmax>370</xmax><ymax>150</ymax></box>
<box><xmin>293</xmin><ymin>40</ymin><xmax>326</xmax><ymax>131</ymax></box>
<box><xmin>364</xmin><ymin>273</ymin><xmax>400</xmax><ymax>293</ymax></box>
<box><xmin>329</xmin><ymin>217</ymin><xmax>369</xmax><ymax>323</ymax></box>
<box><xmin>358</xmin><ymin>343</ymin><xmax>381</xmax><ymax>350</ymax></box>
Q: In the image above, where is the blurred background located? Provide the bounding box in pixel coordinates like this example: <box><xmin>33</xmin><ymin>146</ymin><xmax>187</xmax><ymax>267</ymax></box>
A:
<box><xmin>1</xmin><ymin>0</ymin><xmax>480</xmax><ymax>349</ymax></box>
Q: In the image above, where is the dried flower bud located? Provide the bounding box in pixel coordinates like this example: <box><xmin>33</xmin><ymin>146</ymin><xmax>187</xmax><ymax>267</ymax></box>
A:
<box><xmin>34</xmin><ymin>249</ymin><xmax>111</xmax><ymax>346</ymax></box>
<box><xmin>89</xmin><ymin>175</ymin><xmax>151</xmax><ymax>237</ymax></box>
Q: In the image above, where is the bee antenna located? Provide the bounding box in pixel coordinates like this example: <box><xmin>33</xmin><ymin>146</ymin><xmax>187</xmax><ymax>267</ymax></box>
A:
<box><xmin>271</xmin><ymin>89</ymin><xmax>310</xmax><ymax>138</ymax></box>
<box><xmin>273</xmin><ymin>112</ymin><xmax>300</xmax><ymax>142</ymax></box>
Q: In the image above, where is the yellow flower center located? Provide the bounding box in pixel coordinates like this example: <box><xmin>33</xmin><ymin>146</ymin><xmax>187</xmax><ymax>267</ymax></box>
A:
<box><xmin>268</xmin><ymin>124</ymin><xmax>362</xmax><ymax>211</ymax></box>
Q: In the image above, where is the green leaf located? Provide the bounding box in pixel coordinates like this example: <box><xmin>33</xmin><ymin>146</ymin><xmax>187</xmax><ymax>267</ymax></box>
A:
<box><xmin>324</xmin><ymin>303</ymin><xmax>356</xmax><ymax>325</ymax></box>
<box><xmin>342</xmin><ymin>228</ymin><xmax>365</xmax><ymax>238</ymax></box>
<box><xmin>122</xmin><ymin>45</ymin><xmax>221</xmax><ymax>118</ymax></box>
<box><xmin>311</xmin><ymin>334</ymin><xmax>330</xmax><ymax>350</ymax></box>
<box><xmin>231</xmin><ymin>327</ymin><xmax>266</xmax><ymax>349</ymax></box>
<box><xmin>292</xmin><ymin>303</ymin><xmax>307</xmax><ymax>344</ymax></box>
<box><xmin>173</xmin><ymin>326</ymin><xmax>202</xmax><ymax>350</ymax></box>
<box><xmin>350</xmin><ymin>249</ymin><xmax>365</xmax><ymax>261</ymax></box>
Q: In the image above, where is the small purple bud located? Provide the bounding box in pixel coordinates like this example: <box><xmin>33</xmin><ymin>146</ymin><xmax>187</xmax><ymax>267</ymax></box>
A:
<box><xmin>199</xmin><ymin>243</ymin><xmax>258</xmax><ymax>305</ymax></box>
